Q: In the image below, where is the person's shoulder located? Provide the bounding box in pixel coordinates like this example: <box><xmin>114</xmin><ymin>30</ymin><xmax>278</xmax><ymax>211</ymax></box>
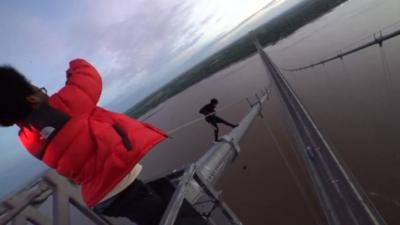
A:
<box><xmin>68</xmin><ymin>58</ymin><xmax>96</xmax><ymax>69</ymax></box>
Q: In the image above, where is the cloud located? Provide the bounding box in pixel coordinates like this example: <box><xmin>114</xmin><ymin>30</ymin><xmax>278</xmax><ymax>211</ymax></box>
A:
<box><xmin>0</xmin><ymin>8</ymin><xmax>66</xmax><ymax>63</ymax></box>
<box><xmin>58</xmin><ymin>0</ymin><xmax>217</xmax><ymax>109</ymax></box>
<box><xmin>66</xmin><ymin>0</ymin><xmax>198</xmax><ymax>70</ymax></box>
<box><xmin>0</xmin><ymin>0</ymin><xmax>284</xmax><ymax>111</ymax></box>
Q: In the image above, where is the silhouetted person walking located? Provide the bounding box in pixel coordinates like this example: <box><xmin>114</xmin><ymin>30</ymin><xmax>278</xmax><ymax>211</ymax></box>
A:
<box><xmin>199</xmin><ymin>98</ymin><xmax>238</xmax><ymax>142</ymax></box>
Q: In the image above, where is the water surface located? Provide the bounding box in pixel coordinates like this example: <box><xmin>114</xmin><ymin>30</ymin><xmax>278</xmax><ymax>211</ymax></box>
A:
<box><xmin>141</xmin><ymin>0</ymin><xmax>400</xmax><ymax>224</ymax></box>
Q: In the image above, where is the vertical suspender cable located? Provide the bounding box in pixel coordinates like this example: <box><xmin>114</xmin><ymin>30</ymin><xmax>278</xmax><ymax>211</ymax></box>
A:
<box><xmin>377</xmin><ymin>45</ymin><xmax>393</xmax><ymax>96</ymax></box>
<box><xmin>259</xmin><ymin>110</ymin><xmax>325</xmax><ymax>225</ymax></box>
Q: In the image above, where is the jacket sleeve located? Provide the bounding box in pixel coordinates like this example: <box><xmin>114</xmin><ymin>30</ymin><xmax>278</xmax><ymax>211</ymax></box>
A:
<box><xmin>66</xmin><ymin>59</ymin><xmax>102</xmax><ymax>105</ymax></box>
<box><xmin>51</xmin><ymin>59</ymin><xmax>102</xmax><ymax>115</ymax></box>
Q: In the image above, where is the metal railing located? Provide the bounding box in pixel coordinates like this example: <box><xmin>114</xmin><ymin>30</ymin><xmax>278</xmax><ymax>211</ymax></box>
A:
<box><xmin>0</xmin><ymin>171</ymin><xmax>114</xmax><ymax>225</ymax></box>
<box><xmin>158</xmin><ymin>164</ymin><xmax>242</xmax><ymax>225</ymax></box>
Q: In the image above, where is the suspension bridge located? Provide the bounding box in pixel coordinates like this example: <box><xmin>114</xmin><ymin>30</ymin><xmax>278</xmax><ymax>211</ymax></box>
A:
<box><xmin>1</xmin><ymin>23</ymin><xmax>400</xmax><ymax>225</ymax></box>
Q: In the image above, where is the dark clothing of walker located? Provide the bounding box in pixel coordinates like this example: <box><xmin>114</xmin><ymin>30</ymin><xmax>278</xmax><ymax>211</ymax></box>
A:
<box><xmin>199</xmin><ymin>100</ymin><xmax>237</xmax><ymax>141</ymax></box>
<box><xmin>94</xmin><ymin>180</ymin><xmax>164</xmax><ymax>225</ymax></box>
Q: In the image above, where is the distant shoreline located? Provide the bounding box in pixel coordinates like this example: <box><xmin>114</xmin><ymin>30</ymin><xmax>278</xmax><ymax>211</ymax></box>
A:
<box><xmin>126</xmin><ymin>0</ymin><xmax>348</xmax><ymax>118</ymax></box>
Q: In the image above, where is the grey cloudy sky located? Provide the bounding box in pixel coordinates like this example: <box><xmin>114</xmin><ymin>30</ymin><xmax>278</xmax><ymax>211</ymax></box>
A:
<box><xmin>0</xmin><ymin>0</ymin><xmax>301</xmax><ymax>199</ymax></box>
<box><xmin>0</xmin><ymin>0</ymin><xmax>299</xmax><ymax>110</ymax></box>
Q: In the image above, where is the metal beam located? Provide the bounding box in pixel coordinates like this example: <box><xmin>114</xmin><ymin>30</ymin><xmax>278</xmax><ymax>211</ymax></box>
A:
<box><xmin>159</xmin><ymin>164</ymin><xmax>197</xmax><ymax>225</ymax></box>
<box><xmin>0</xmin><ymin>171</ymin><xmax>115</xmax><ymax>225</ymax></box>
<box><xmin>185</xmin><ymin>92</ymin><xmax>268</xmax><ymax>203</ymax></box>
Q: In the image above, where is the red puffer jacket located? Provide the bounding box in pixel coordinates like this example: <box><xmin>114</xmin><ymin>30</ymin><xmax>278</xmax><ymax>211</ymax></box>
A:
<box><xmin>18</xmin><ymin>59</ymin><xmax>167</xmax><ymax>208</ymax></box>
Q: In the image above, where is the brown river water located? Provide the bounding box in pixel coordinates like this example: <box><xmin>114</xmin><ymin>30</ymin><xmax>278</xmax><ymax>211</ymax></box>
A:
<box><xmin>138</xmin><ymin>0</ymin><xmax>400</xmax><ymax>224</ymax></box>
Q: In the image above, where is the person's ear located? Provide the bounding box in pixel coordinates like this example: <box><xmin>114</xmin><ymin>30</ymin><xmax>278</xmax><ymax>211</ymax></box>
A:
<box><xmin>26</xmin><ymin>95</ymin><xmax>41</xmax><ymax>105</ymax></box>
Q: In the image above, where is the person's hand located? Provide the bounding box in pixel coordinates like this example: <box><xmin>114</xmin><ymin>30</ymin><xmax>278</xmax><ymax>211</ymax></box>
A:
<box><xmin>66</xmin><ymin>69</ymin><xmax>71</xmax><ymax>78</ymax></box>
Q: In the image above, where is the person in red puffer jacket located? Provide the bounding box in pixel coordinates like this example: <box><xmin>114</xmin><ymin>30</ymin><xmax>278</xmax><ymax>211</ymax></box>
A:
<box><xmin>0</xmin><ymin>59</ymin><xmax>168</xmax><ymax>225</ymax></box>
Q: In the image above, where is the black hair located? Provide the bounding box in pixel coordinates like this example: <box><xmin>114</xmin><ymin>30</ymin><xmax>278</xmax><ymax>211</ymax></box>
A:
<box><xmin>0</xmin><ymin>66</ymin><xmax>35</xmax><ymax>126</ymax></box>
<box><xmin>210</xmin><ymin>98</ymin><xmax>218</xmax><ymax>104</ymax></box>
